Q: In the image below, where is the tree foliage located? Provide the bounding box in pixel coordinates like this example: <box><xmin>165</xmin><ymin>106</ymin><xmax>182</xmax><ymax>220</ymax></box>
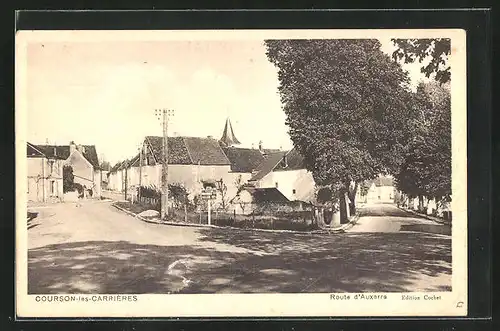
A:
<box><xmin>168</xmin><ymin>183</ymin><xmax>189</xmax><ymax>208</ymax></box>
<box><xmin>395</xmin><ymin>82</ymin><xmax>451</xmax><ymax>200</ymax></box>
<box><xmin>63</xmin><ymin>165</ymin><xmax>74</xmax><ymax>193</ymax></box>
<box><xmin>392</xmin><ymin>38</ymin><xmax>451</xmax><ymax>85</ymax></box>
<box><xmin>265</xmin><ymin>39</ymin><xmax>413</xmax><ymax>208</ymax></box>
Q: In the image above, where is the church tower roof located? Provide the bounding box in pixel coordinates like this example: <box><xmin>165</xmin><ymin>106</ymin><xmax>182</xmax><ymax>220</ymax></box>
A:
<box><xmin>219</xmin><ymin>117</ymin><xmax>241</xmax><ymax>147</ymax></box>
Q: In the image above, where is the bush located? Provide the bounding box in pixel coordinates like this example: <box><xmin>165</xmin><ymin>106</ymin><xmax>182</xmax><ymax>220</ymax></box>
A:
<box><xmin>63</xmin><ymin>165</ymin><xmax>75</xmax><ymax>193</ymax></box>
<box><xmin>208</xmin><ymin>210</ymin><xmax>315</xmax><ymax>231</ymax></box>
<box><xmin>74</xmin><ymin>183</ymin><xmax>84</xmax><ymax>197</ymax></box>
<box><xmin>137</xmin><ymin>185</ymin><xmax>161</xmax><ymax>200</ymax></box>
<box><xmin>252</xmin><ymin>202</ymin><xmax>313</xmax><ymax>215</ymax></box>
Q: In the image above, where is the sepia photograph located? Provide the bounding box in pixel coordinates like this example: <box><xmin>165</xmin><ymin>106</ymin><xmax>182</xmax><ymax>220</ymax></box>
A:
<box><xmin>15</xmin><ymin>29</ymin><xmax>467</xmax><ymax>317</ymax></box>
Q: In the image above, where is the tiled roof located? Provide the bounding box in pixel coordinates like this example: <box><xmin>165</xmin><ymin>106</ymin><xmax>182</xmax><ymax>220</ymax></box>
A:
<box><xmin>27</xmin><ymin>143</ymin><xmax>100</xmax><ymax>169</ymax></box>
<box><xmin>273</xmin><ymin>148</ymin><xmax>306</xmax><ymax>171</ymax></box>
<box><xmin>184</xmin><ymin>137</ymin><xmax>231</xmax><ymax>165</ymax></box>
<box><xmin>263</xmin><ymin>148</ymin><xmax>281</xmax><ymax>155</ymax></box>
<box><xmin>248</xmin><ymin>147</ymin><xmax>306</xmax><ymax>181</ymax></box>
<box><xmin>243</xmin><ymin>187</ymin><xmax>290</xmax><ymax>204</ymax></box>
<box><xmin>27</xmin><ymin>143</ymin><xmax>45</xmax><ymax>157</ymax></box>
<box><xmin>145</xmin><ymin>136</ymin><xmax>192</xmax><ymax>165</ymax></box>
<box><xmin>110</xmin><ymin>161</ymin><xmax>124</xmax><ymax>172</ymax></box>
<box><xmin>222</xmin><ymin>146</ymin><xmax>265</xmax><ymax>173</ymax></box>
<box><xmin>128</xmin><ymin>153</ymin><xmax>140</xmax><ymax>167</ymax></box>
<box><xmin>145</xmin><ymin>136</ymin><xmax>230</xmax><ymax>166</ymax></box>
<box><xmin>249</xmin><ymin>151</ymin><xmax>288</xmax><ymax>181</ymax></box>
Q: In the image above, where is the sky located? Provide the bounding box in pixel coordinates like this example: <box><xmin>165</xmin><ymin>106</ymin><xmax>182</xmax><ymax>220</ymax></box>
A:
<box><xmin>25</xmin><ymin>38</ymin><xmax>430</xmax><ymax>165</ymax></box>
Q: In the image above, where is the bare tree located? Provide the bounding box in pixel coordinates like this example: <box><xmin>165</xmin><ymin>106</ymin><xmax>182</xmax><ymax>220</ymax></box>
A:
<box><xmin>215</xmin><ymin>178</ymin><xmax>228</xmax><ymax>211</ymax></box>
<box><xmin>234</xmin><ymin>174</ymin><xmax>245</xmax><ymax>193</ymax></box>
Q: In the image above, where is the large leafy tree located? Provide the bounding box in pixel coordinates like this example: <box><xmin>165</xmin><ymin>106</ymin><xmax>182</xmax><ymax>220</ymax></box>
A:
<box><xmin>395</xmin><ymin>82</ymin><xmax>451</xmax><ymax>204</ymax></box>
<box><xmin>392</xmin><ymin>38</ymin><xmax>451</xmax><ymax>84</ymax></box>
<box><xmin>63</xmin><ymin>165</ymin><xmax>75</xmax><ymax>193</ymax></box>
<box><xmin>265</xmin><ymin>39</ymin><xmax>413</xmax><ymax>222</ymax></box>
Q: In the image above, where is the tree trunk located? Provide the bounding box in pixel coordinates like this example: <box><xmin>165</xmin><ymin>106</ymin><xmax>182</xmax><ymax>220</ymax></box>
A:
<box><xmin>418</xmin><ymin>195</ymin><xmax>424</xmax><ymax>212</ymax></box>
<box><xmin>347</xmin><ymin>182</ymin><xmax>358</xmax><ymax>216</ymax></box>
<box><xmin>339</xmin><ymin>190</ymin><xmax>349</xmax><ymax>224</ymax></box>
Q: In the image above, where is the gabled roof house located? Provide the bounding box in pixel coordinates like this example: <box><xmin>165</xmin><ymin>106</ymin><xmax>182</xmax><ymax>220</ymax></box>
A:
<box><xmin>247</xmin><ymin>147</ymin><xmax>315</xmax><ymax>203</ymax></box>
<box><xmin>27</xmin><ymin>141</ymin><xmax>102</xmax><ymax>201</ymax></box>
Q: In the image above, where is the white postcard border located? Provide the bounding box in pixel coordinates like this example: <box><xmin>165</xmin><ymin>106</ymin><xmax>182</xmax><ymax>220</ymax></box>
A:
<box><xmin>15</xmin><ymin>28</ymin><xmax>467</xmax><ymax>318</ymax></box>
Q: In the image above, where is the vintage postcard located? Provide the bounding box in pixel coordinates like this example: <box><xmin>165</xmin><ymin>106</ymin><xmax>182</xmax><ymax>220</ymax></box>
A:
<box><xmin>15</xmin><ymin>29</ymin><xmax>467</xmax><ymax>318</ymax></box>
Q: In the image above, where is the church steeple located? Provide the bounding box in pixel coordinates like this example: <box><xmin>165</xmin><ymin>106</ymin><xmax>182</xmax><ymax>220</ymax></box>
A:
<box><xmin>219</xmin><ymin>117</ymin><xmax>241</xmax><ymax>147</ymax></box>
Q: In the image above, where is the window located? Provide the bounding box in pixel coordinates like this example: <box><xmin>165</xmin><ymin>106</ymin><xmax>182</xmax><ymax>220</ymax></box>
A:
<box><xmin>292</xmin><ymin>189</ymin><xmax>296</xmax><ymax>194</ymax></box>
<box><xmin>49</xmin><ymin>160</ymin><xmax>54</xmax><ymax>174</ymax></box>
<box><xmin>275</xmin><ymin>182</ymin><xmax>279</xmax><ymax>188</ymax></box>
<box><xmin>50</xmin><ymin>181</ymin><xmax>55</xmax><ymax>195</ymax></box>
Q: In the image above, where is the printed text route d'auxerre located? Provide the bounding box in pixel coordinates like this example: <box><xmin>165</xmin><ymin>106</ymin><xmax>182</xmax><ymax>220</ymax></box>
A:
<box><xmin>330</xmin><ymin>294</ymin><xmax>387</xmax><ymax>300</ymax></box>
<box><xmin>329</xmin><ymin>294</ymin><xmax>442</xmax><ymax>301</ymax></box>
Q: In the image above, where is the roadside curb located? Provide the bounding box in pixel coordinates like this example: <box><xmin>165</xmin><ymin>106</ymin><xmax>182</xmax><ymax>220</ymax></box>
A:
<box><xmin>27</xmin><ymin>198</ymin><xmax>114</xmax><ymax>209</ymax></box>
<box><xmin>397</xmin><ymin>206</ymin><xmax>451</xmax><ymax>226</ymax></box>
<box><xmin>111</xmin><ymin>202</ymin><xmax>354</xmax><ymax>235</ymax></box>
<box><xmin>330</xmin><ymin>212</ymin><xmax>361</xmax><ymax>233</ymax></box>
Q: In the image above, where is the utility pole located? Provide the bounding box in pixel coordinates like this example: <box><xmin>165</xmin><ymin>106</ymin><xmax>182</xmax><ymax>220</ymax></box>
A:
<box><xmin>138</xmin><ymin>142</ymin><xmax>143</xmax><ymax>202</ymax></box>
<box><xmin>124</xmin><ymin>161</ymin><xmax>128</xmax><ymax>201</ymax></box>
<box><xmin>156</xmin><ymin>108</ymin><xmax>174</xmax><ymax>220</ymax></box>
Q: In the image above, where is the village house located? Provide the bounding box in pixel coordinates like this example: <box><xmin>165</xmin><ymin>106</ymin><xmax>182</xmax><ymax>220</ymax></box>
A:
<box><xmin>107</xmin><ymin>118</ymin><xmax>310</xmax><ymax>210</ymax></box>
<box><xmin>108</xmin><ymin>118</ymin><xmax>268</xmax><ymax>202</ymax></box>
<box><xmin>229</xmin><ymin>186</ymin><xmax>291</xmax><ymax>215</ymax></box>
<box><xmin>247</xmin><ymin>147</ymin><xmax>316</xmax><ymax>203</ymax></box>
<box><xmin>220</xmin><ymin>145</ymin><xmax>267</xmax><ymax>200</ymax></box>
<box><xmin>27</xmin><ymin>141</ymin><xmax>102</xmax><ymax>201</ymax></box>
<box><xmin>100</xmin><ymin>170</ymin><xmax>109</xmax><ymax>190</ymax></box>
<box><xmin>217</xmin><ymin>117</ymin><xmax>281</xmax><ymax>201</ymax></box>
<box><xmin>27</xmin><ymin>143</ymin><xmax>65</xmax><ymax>202</ymax></box>
<box><xmin>107</xmin><ymin>160</ymin><xmax>129</xmax><ymax>193</ymax></box>
<box><xmin>118</xmin><ymin>135</ymin><xmax>233</xmax><ymax>201</ymax></box>
<box><xmin>356</xmin><ymin>175</ymin><xmax>396</xmax><ymax>204</ymax></box>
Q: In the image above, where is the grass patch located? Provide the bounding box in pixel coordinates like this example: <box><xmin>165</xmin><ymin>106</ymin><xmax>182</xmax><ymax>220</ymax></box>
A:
<box><xmin>213</xmin><ymin>217</ymin><xmax>318</xmax><ymax>231</ymax></box>
<box><xmin>114</xmin><ymin>201</ymin><xmax>159</xmax><ymax>215</ymax></box>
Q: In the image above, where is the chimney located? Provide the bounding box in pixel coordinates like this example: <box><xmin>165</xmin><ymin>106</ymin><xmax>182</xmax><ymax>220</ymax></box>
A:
<box><xmin>207</xmin><ymin>135</ymin><xmax>213</xmax><ymax>139</ymax></box>
<box><xmin>69</xmin><ymin>141</ymin><xmax>76</xmax><ymax>154</ymax></box>
<box><xmin>258</xmin><ymin>140</ymin><xmax>263</xmax><ymax>152</ymax></box>
<box><xmin>53</xmin><ymin>147</ymin><xmax>57</xmax><ymax>157</ymax></box>
<box><xmin>77</xmin><ymin>144</ymin><xmax>85</xmax><ymax>154</ymax></box>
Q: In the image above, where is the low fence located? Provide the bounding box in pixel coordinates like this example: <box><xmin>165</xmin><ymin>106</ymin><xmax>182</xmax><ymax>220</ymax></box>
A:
<box><xmin>166</xmin><ymin>201</ymin><xmax>318</xmax><ymax>231</ymax></box>
<box><xmin>116</xmin><ymin>185</ymin><xmax>326</xmax><ymax>231</ymax></box>
<box><xmin>190</xmin><ymin>209</ymin><xmax>316</xmax><ymax>231</ymax></box>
